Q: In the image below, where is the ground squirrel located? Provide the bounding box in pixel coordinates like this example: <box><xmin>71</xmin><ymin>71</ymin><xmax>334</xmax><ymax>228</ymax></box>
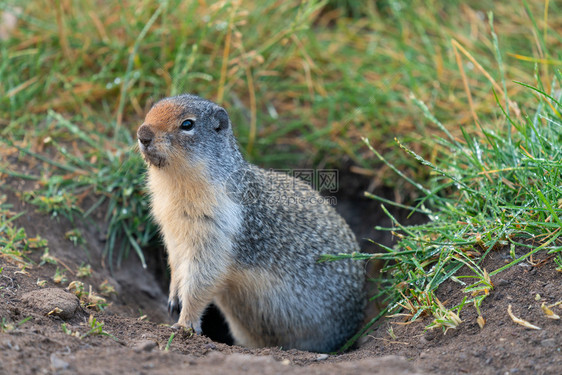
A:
<box><xmin>137</xmin><ymin>94</ymin><xmax>365</xmax><ymax>352</ymax></box>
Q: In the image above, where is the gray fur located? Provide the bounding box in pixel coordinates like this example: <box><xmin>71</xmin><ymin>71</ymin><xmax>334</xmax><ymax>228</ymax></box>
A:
<box><xmin>219</xmin><ymin>165</ymin><xmax>365</xmax><ymax>352</ymax></box>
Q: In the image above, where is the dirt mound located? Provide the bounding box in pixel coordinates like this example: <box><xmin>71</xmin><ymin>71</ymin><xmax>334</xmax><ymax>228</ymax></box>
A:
<box><xmin>21</xmin><ymin>288</ymin><xmax>81</xmax><ymax>320</ymax></box>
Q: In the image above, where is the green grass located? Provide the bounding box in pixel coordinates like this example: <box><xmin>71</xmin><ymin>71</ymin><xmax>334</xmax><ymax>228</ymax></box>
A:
<box><xmin>1</xmin><ymin>0</ymin><xmax>557</xmax><ymax>268</ymax></box>
<box><xmin>0</xmin><ymin>316</ymin><xmax>32</xmax><ymax>332</ymax></box>
<box><xmin>0</xmin><ymin>196</ymin><xmax>48</xmax><ymax>270</ymax></box>
<box><xmin>331</xmin><ymin>83</ymin><xmax>562</xmax><ymax>349</ymax></box>
<box><xmin>1</xmin><ymin>1</ymin><xmax>553</xmax><ymax>163</ymax></box>
<box><xmin>323</xmin><ymin>5</ymin><xmax>562</xmax><ymax>348</ymax></box>
<box><xmin>164</xmin><ymin>332</ymin><xmax>175</xmax><ymax>351</ymax></box>
<box><xmin>61</xmin><ymin>315</ymin><xmax>115</xmax><ymax>340</ymax></box>
<box><xmin>1</xmin><ymin>112</ymin><xmax>154</xmax><ymax>270</ymax></box>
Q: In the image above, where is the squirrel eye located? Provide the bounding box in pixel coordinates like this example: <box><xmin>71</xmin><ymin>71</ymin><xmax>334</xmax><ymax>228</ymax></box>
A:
<box><xmin>180</xmin><ymin>119</ymin><xmax>195</xmax><ymax>131</ymax></box>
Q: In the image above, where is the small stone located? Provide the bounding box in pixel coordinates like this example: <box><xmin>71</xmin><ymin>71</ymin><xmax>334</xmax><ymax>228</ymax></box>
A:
<box><xmin>133</xmin><ymin>340</ymin><xmax>157</xmax><ymax>353</ymax></box>
<box><xmin>204</xmin><ymin>343</ymin><xmax>216</xmax><ymax>350</ymax></box>
<box><xmin>21</xmin><ymin>288</ymin><xmax>79</xmax><ymax>320</ymax></box>
<box><xmin>497</xmin><ymin>279</ymin><xmax>509</xmax><ymax>287</ymax></box>
<box><xmin>316</xmin><ymin>354</ymin><xmax>329</xmax><ymax>361</ymax></box>
<box><xmin>540</xmin><ymin>339</ymin><xmax>556</xmax><ymax>347</ymax></box>
<box><xmin>280</xmin><ymin>359</ymin><xmax>291</xmax><ymax>366</ymax></box>
<box><xmin>50</xmin><ymin>354</ymin><xmax>69</xmax><ymax>370</ymax></box>
<box><xmin>2</xmin><ymin>341</ymin><xmax>20</xmax><ymax>351</ymax></box>
<box><xmin>423</xmin><ymin>331</ymin><xmax>435</xmax><ymax>341</ymax></box>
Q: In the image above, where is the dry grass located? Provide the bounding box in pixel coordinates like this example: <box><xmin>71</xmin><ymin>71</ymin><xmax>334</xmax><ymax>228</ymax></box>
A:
<box><xmin>1</xmin><ymin>1</ymin><xmax>559</xmax><ymax>172</ymax></box>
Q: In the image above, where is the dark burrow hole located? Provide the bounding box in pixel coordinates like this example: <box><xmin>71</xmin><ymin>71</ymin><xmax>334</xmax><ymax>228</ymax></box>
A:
<box><xmin>201</xmin><ymin>304</ymin><xmax>234</xmax><ymax>344</ymax></box>
<box><xmin>144</xmin><ymin>169</ymin><xmax>426</xmax><ymax>347</ymax></box>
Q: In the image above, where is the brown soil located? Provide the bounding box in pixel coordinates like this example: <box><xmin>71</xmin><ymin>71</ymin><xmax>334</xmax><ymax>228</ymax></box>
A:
<box><xmin>363</xmin><ymin>250</ymin><xmax>562</xmax><ymax>375</ymax></box>
<box><xmin>1</xmin><ymin>175</ymin><xmax>561</xmax><ymax>375</ymax></box>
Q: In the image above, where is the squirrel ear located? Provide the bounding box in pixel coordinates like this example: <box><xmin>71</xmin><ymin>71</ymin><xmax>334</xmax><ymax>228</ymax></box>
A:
<box><xmin>214</xmin><ymin>108</ymin><xmax>230</xmax><ymax>132</ymax></box>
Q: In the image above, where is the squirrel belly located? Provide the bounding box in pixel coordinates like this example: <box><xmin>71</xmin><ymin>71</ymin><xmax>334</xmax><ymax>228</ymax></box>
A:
<box><xmin>138</xmin><ymin>94</ymin><xmax>365</xmax><ymax>353</ymax></box>
<box><xmin>147</xmin><ymin>162</ymin><xmax>243</xmax><ymax>334</ymax></box>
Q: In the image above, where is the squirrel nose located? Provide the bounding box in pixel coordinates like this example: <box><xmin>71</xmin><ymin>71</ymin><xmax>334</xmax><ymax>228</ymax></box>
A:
<box><xmin>139</xmin><ymin>136</ymin><xmax>152</xmax><ymax>147</ymax></box>
<box><xmin>137</xmin><ymin>124</ymin><xmax>154</xmax><ymax>148</ymax></box>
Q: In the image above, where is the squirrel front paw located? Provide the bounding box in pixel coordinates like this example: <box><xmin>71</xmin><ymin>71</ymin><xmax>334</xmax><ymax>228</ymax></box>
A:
<box><xmin>168</xmin><ymin>296</ymin><xmax>202</xmax><ymax>335</ymax></box>
<box><xmin>171</xmin><ymin>320</ymin><xmax>202</xmax><ymax>335</ymax></box>
<box><xmin>168</xmin><ymin>296</ymin><xmax>182</xmax><ymax>321</ymax></box>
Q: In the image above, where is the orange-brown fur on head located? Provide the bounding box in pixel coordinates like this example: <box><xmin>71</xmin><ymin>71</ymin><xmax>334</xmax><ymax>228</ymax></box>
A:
<box><xmin>144</xmin><ymin>101</ymin><xmax>196</xmax><ymax>133</ymax></box>
<box><xmin>138</xmin><ymin>100</ymin><xmax>196</xmax><ymax>169</ymax></box>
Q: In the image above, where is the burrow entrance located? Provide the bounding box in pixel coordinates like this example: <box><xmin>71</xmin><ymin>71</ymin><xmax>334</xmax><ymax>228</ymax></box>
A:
<box><xmin>140</xmin><ymin>170</ymin><xmax>426</xmax><ymax>347</ymax></box>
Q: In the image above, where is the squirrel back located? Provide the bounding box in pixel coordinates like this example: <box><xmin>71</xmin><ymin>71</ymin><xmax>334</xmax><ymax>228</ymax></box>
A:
<box><xmin>138</xmin><ymin>94</ymin><xmax>365</xmax><ymax>352</ymax></box>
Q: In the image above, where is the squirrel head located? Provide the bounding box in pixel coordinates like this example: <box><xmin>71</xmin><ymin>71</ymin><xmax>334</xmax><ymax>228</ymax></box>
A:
<box><xmin>137</xmin><ymin>94</ymin><xmax>243</xmax><ymax>179</ymax></box>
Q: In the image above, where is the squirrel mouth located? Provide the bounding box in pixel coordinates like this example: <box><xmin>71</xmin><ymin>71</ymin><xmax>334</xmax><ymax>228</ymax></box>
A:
<box><xmin>140</xmin><ymin>148</ymin><xmax>168</xmax><ymax>168</ymax></box>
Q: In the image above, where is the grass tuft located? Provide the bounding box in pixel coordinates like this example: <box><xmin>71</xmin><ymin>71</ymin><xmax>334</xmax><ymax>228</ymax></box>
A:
<box><xmin>324</xmin><ymin>3</ymin><xmax>562</xmax><ymax>350</ymax></box>
<box><xmin>355</xmin><ymin>58</ymin><xmax>561</xmax><ymax>347</ymax></box>
<box><xmin>0</xmin><ymin>196</ymin><xmax>47</xmax><ymax>270</ymax></box>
